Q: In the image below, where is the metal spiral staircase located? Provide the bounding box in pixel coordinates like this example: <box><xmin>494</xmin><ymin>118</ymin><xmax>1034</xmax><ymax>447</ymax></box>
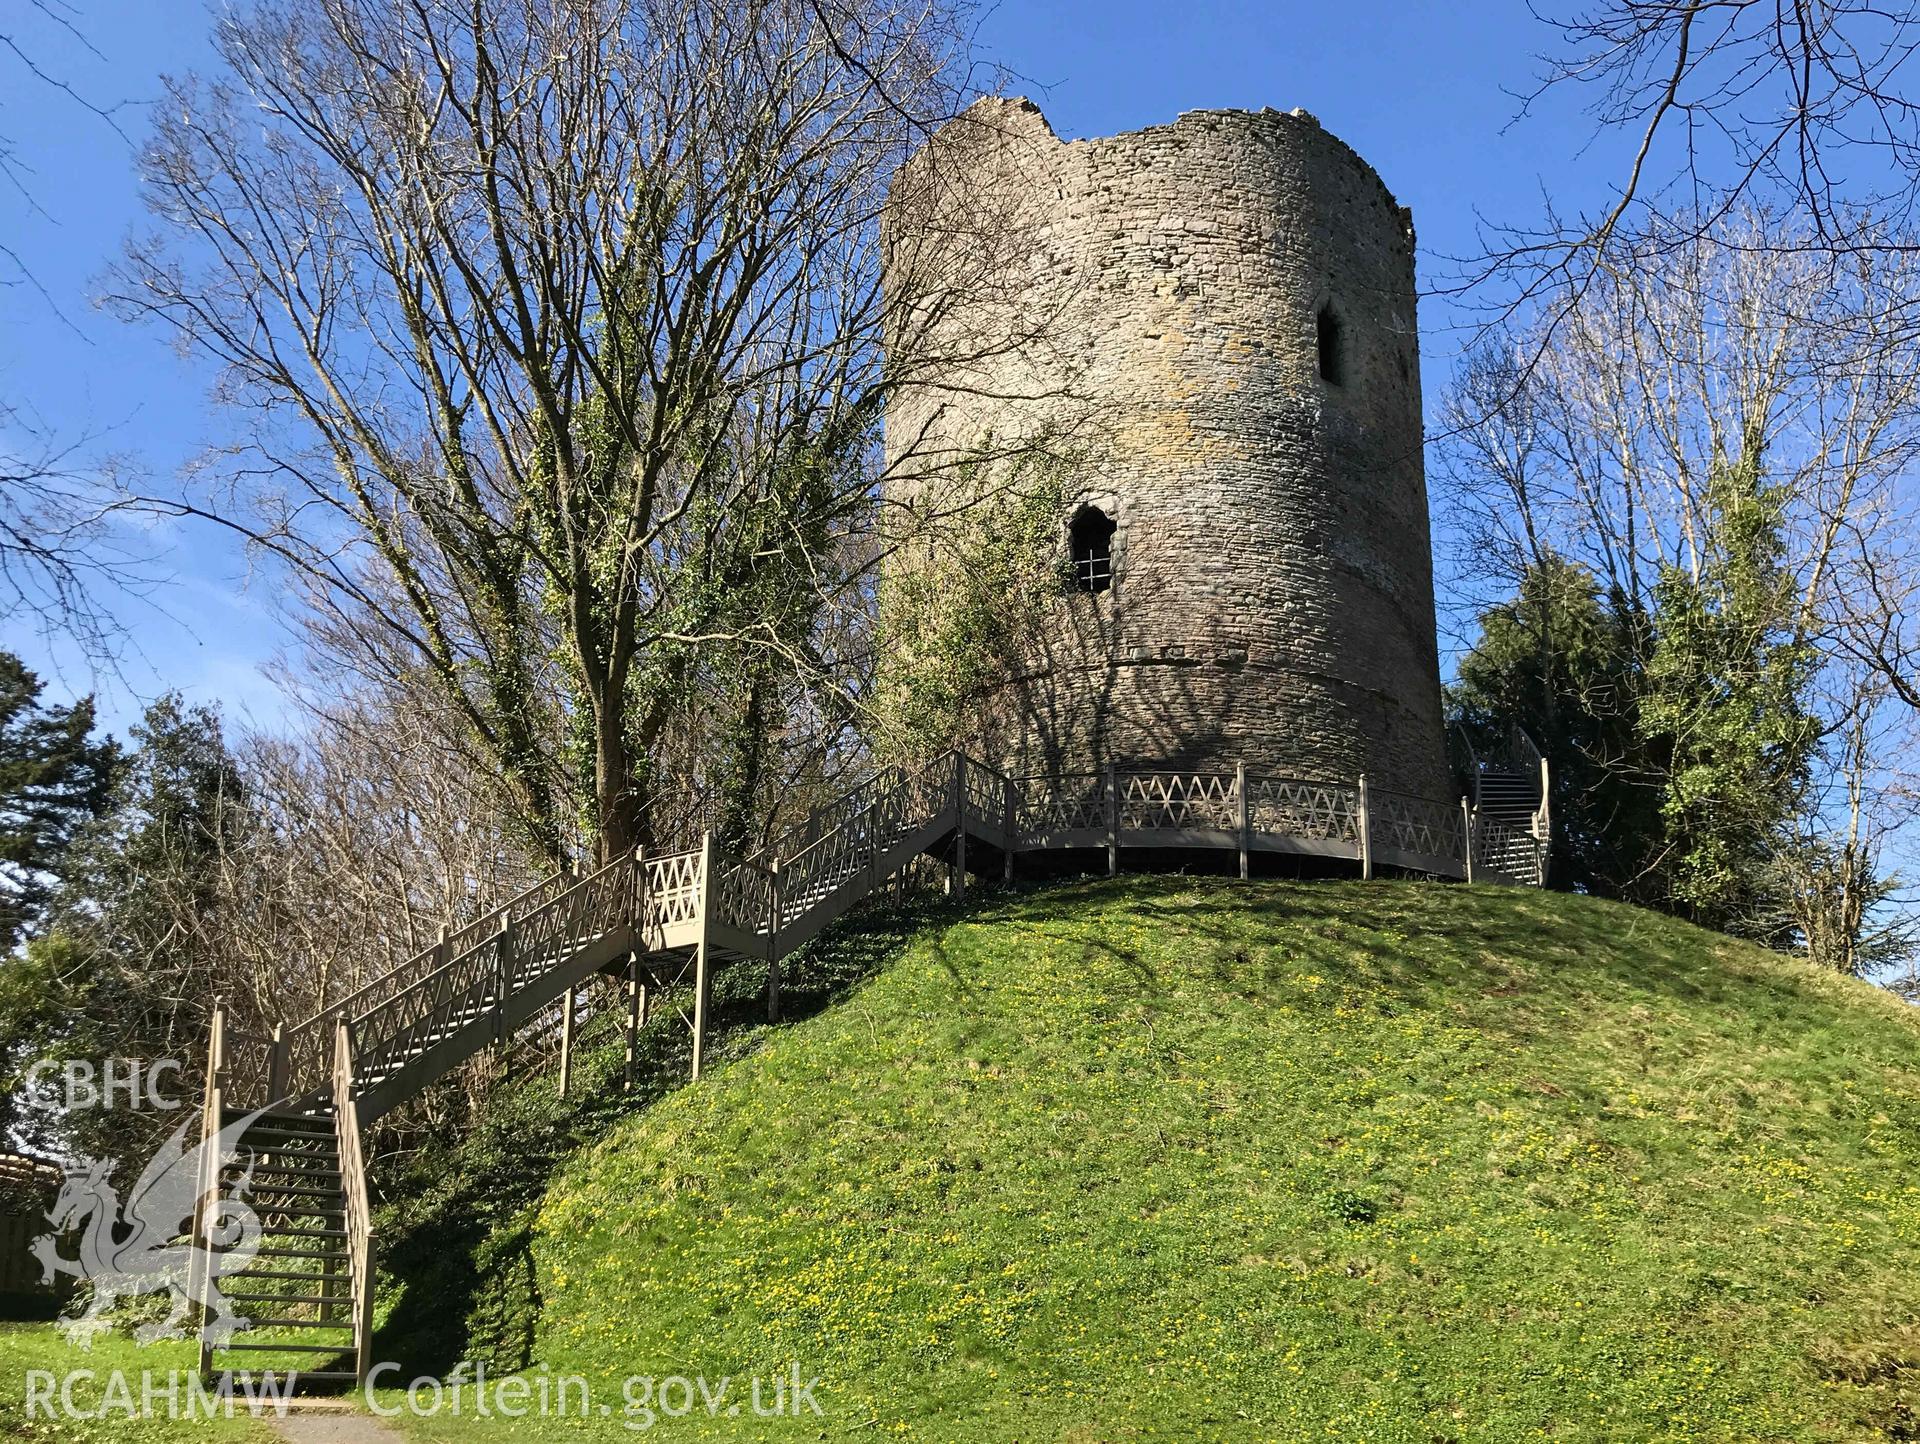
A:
<box><xmin>189</xmin><ymin>742</ymin><xmax>1549</xmax><ymax>1391</ymax></box>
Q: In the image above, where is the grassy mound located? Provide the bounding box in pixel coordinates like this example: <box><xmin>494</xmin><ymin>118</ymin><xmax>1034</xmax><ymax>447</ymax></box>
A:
<box><xmin>389</xmin><ymin>878</ymin><xmax>1920</xmax><ymax>1441</ymax></box>
<box><xmin>371</xmin><ymin>900</ymin><xmax>933</xmax><ymax>1375</ymax></box>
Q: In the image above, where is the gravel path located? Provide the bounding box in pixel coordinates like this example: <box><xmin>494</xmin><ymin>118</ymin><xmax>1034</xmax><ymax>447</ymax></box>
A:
<box><xmin>265</xmin><ymin>1410</ymin><xmax>409</xmax><ymax>1444</ymax></box>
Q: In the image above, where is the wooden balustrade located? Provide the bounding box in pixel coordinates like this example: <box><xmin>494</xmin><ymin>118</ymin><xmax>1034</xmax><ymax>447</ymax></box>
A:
<box><xmin>229</xmin><ymin>747</ymin><xmax>1550</xmax><ymax>1125</ymax></box>
<box><xmin>193</xmin><ymin>743</ymin><xmax>1549</xmax><ymax>1388</ymax></box>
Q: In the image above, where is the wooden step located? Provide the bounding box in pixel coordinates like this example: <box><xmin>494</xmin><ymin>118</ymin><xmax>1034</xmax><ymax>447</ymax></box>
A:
<box><xmin>226</xmin><ymin>1267</ymin><xmax>345</xmax><ymax>1283</ymax></box>
<box><xmin>237</xmin><ymin>1160</ymin><xmax>340</xmax><ymax>1173</ymax></box>
<box><xmin>243</xmin><ymin>1158</ymin><xmax>340</xmax><ymax>1175</ymax></box>
<box><xmin>259</xmin><ymin>1226</ymin><xmax>349</xmax><ymax>1240</ymax></box>
<box><xmin>217</xmin><ymin>1370</ymin><xmax>360</xmax><ymax>1390</ymax></box>
<box><xmin>232</xmin><ymin>1125</ymin><xmax>337</xmax><ymax>1143</ymax></box>
<box><xmin>225</xmin><ymin>1111</ymin><xmax>334</xmax><ymax>1130</ymax></box>
<box><xmin>243</xmin><ymin>1129</ymin><xmax>341</xmax><ymax>1152</ymax></box>
<box><xmin>218</xmin><ymin>1342</ymin><xmax>351</xmax><ymax>1355</ymax></box>
<box><xmin>253</xmin><ymin>1245</ymin><xmax>348</xmax><ymax>1261</ymax></box>
<box><xmin>242</xmin><ymin>1181</ymin><xmax>341</xmax><ymax>1199</ymax></box>
<box><xmin>227</xmin><ymin>1291</ymin><xmax>356</xmax><ymax>1308</ymax></box>
<box><xmin>256</xmin><ymin>1111</ymin><xmax>335</xmax><ymax>1128</ymax></box>
<box><xmin>231</xmin><ymin>1316</ymin><xmax>355</xmax><ymax>1331</ymax></box>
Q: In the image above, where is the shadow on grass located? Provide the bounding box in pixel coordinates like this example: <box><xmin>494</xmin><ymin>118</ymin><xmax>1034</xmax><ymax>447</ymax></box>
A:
<box><xmin>370</xmin><ymin>871</ymin><xmax>1915</xmax><ymax>1377</ymax></box>
<box><xmin>976</xmin><ymin>872</ymin><xmax>1912</xmax><ymax>1056</ymax></box>
<box><xmin>370</xmin><ymin>895</ymin><xmax>959</xmax><ymax>1376</ymax></box>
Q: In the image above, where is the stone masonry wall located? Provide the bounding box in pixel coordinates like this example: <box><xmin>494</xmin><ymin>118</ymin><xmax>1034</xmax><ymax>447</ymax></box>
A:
<box><xmin>883</xmin><ymin>98</ymin><xmax>1451</xmax><ymax>803</ymax></box>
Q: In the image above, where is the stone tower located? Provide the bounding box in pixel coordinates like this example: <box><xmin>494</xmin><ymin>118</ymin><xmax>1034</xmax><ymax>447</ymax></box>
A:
<box><xmin>884</xmin><ymin>98</ymin><xmax>1450</xmax><ymax>804</ymax></box>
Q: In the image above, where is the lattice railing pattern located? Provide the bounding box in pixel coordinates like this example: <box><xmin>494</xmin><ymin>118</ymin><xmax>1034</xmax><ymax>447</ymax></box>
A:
<box><xmin>644</xmin><ymin>850</ymin><xmax>704</xmax><ymax>934</ymax></box>
<box><xmin>959</xmin><ymin>756</ymin><xmax>1005</xmax><ymax>827</ymax></box>
<box><xmin>446</xmin><ymin>872</ymin><xmax>572</xmax><ymax>958</ymax></box>
<box><xmin>220</xmin><ymin>1026</ymin><xmax>273</xmax><ymax>1109</ymax></box>
<box><xmin>274</xmin><ymin>951</ymin><xmax>449</xmax><ymax>1101</ymax></box>
<box><xmin>1368</xmin><ymin>789</ymin><xmax>1465</xmax><ymax>861</ymax></box>
<box><xmin>318</xmin><ymin>851</ymin><xmax>641</xmax><ymax>1095</ymax></box>
<box><xmin>755</xmin><ymin>752</ymin><xmax>952</xmax><ymax>865</ymax></box>
<box><xmin>1247</xmin><ymin>776</ymin><xmax>1361</xmax><ymax>844</ymax></box>
<box><xmin>267</xmin><ymin>867</ymin><xmax>576</xmax><ymax>1105</ymax></box>
<box><xmin>1119</xmin><ymin>771</ymin><xmax>1237</xmax><ymax>831</ymax></box>
<box><xmin>276</xmin><ymin>1024</ymin><xmax>331</xmax><ymax>1109</ymax></box>
<box><xmin>875</xmin><ymin>757</ymin><xmax>952</xmax><ymax>848</ymax></box>
<box><xmin>777</xmin><ymin>817</ymin><xmax>868</xmax><ymax>923</ymax></box>
<box><xmin>509</xmin><ymin>855</ymin><xmax>636</xmax><ymax>987</ymax></box>
<box><xmin>352</xmin><ymin>935</ymin><xmax>503</xmax><ymax>1086</ymax></box>
<box><xmin>758</xmin><ymin>771</ymin><xmax>891</xmax><ymax>862</ymax></box>
<box><xmin>712</xmin><ymin>853</ymin><xmax>777</xmax><ymax>939</ymax></box>
<box><xmin>772</xmin><ymin>755</ymin><xmax>970</xmax><ymax>927</ymax></box>
<box><xmin>1014</xmin><ymin>774</ymin><xmax>1105</xmax><ymax>834</ymax></box>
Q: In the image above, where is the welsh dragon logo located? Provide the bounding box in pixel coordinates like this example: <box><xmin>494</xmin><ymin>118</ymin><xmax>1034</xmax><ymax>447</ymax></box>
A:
<box><xmin>31</xmin><ymin>1110</ymin><xmax>268</xmax><ymax>1347</ymax></box>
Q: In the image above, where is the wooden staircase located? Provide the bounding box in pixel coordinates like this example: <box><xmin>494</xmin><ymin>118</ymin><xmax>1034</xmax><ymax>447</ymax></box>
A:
<box><xmin>189</xmin><ymin>746</ymin><xmax>1549</xmax><ymax>1388</ymax></box>
<box><xmin>201</xmin><ymin>1109</ymin><xmax>360</xmax><ymax>1393</ymax></box>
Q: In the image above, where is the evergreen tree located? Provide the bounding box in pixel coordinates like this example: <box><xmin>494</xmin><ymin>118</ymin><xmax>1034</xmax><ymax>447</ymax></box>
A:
<box><xmin>1451</xmin><ymin>556</ymin><xmax>1665</xmax><ymax>900</ymax></box>
<box><xmin>3</xmin><ymin>694</ymin><xmax>251</xmax><ymax>1166</ymax></box>
<box><xmin>1640</xmin><ymin>460</ymin><xmax>1821</xmax><ymax>937</ymax></box>
<box><xmin>0</xmin><ymin>652</ymin><xmax>116</xmax><ymax>952</ymax></box>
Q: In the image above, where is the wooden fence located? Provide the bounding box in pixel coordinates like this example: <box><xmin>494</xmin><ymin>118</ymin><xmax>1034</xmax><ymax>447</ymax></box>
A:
<box><xmin>0</xmin><ymin>1153</ymin><xmax>60</xmax><ymax>1306</ymax></box>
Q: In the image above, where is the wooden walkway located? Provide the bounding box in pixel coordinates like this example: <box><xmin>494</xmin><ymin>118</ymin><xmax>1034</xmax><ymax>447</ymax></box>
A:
<box><xmin>192</xmin><ymin>745</ymin><xmax>1548</xmax><ymax>1389</ymax></box>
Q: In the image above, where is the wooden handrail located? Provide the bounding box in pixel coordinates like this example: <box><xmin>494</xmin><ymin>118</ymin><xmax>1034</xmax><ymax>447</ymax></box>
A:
<box><xmin>287</xmin><ymin>866</ymin><xmax>573</xmax><ymax>1034</ymax></box>
<box><xmin>333</xmin><ymin>1021</ymin><xmax>375</xmax><ymax>1383</ymax></box>
<box><xmin>192</xmin><ymin>1004</ymin><xmax>226</xmax><ymax>1376</ymax></box>
<box><xmin>240</xmin><ymin>748</ymin><xmax>1549</xmax><ymax>1124</ymax></box>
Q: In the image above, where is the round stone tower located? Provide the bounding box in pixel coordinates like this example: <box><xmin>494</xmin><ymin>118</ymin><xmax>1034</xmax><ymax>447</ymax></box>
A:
<box><xmin>884</xmin><ymin>98</ymin><xmax>1450</xmax><ymax>803</ymax></box>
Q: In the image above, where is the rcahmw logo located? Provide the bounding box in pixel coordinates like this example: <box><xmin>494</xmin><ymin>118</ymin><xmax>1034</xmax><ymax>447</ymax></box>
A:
<box><xmin>23</xmin><ymin>1368</ymin><xmax>298</xmax><ymax>1420</ymax></box>
<box><xmin>31</xmin><ymin>1104</ymin><xmax>270</xmax><ymax>1347</ymax></box>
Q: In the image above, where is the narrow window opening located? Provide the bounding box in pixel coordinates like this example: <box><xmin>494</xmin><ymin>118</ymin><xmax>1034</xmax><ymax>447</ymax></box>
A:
<box><xmin>1069</xmin><ymin>505</ymin><xmax>1115</xmax><ymax>594</ymax></box>
<box><xmin>1316</xmin><ymin>304</ymin><xmax>1344</xmax><ymax>385</ymax></box>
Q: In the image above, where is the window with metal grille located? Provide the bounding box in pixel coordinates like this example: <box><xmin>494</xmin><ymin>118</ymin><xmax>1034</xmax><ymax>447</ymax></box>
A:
<box><xmin>1069</xmin><ymin>505</ymin><xmax>1115</xmax><ymax>593</ymax></box>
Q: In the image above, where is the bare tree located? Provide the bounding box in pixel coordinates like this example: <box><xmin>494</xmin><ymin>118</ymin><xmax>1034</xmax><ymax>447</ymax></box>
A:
<box><xmin>1767</xmin><ymin>684</ymin><xmax>1920</xmax><ymax>974</ymax></box>
<box><xmin>0</xmin><ymin>412</ymin><xmax>154</xmax><ymax>658</ymax></box>
<box><xmin>109</xmin><ymin>0</ymin><xmax>1021</xmax><ymax>863</ymax></box>
<box><xmin>226</xmin><ymin>677</ymin><xmax>542</xmax><ymax>1028</ymax></box>
<box><xmin>1446</xmin><ymin>213</ymin><xmax>1920</xmax><ymax>631</ymax></box>
<box><xmin>1</xmin><ymin>2</ymin><xmax>152</xmax><ymax>662</ymax></box>
<box><xmin>1439</xmin><ymin>212</ymin><xmax>1920</xmax><ymax>963</ymax></box>
<box><xmin>1510</xmin><ymin>0</ymin><xmax>1920</xmax><ymax>269</ymax></box>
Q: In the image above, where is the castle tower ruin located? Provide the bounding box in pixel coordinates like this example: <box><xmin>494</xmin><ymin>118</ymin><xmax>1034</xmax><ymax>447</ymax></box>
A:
<box><xmin>884</xmin><ymin>98</ymin><xmax>1450</xmax><ymax>804</ymax></box>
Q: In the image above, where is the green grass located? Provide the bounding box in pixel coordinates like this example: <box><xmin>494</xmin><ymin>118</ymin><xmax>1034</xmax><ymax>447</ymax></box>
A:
<box><xmin>372</xmin><ymin>877</ymin><xmax>1920</xmax><ymax>1441</ymax></box>
<box><xmin>0</xmin><ymin>1322</ymin><xmax>278</xmax><ymax>1442</ymax></box>
<box><xmin>371</xmin><ymin>900</ymin><xmax>932</xmax><ymax>1375</ymax></box>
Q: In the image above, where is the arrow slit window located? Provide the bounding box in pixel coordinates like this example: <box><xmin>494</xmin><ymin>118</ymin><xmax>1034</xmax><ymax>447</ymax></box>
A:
<box><xmin>1317</xmin><ymin>304</ymin><xmax>1344</xmax><ymax>385</ymax></box>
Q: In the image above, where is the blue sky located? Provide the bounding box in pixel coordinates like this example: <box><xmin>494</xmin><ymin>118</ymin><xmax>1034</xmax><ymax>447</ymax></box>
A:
<box><xmin>0</xmin><ymin>0</ymin><xmax>1624</xmax><ymax>739</ymax></box>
